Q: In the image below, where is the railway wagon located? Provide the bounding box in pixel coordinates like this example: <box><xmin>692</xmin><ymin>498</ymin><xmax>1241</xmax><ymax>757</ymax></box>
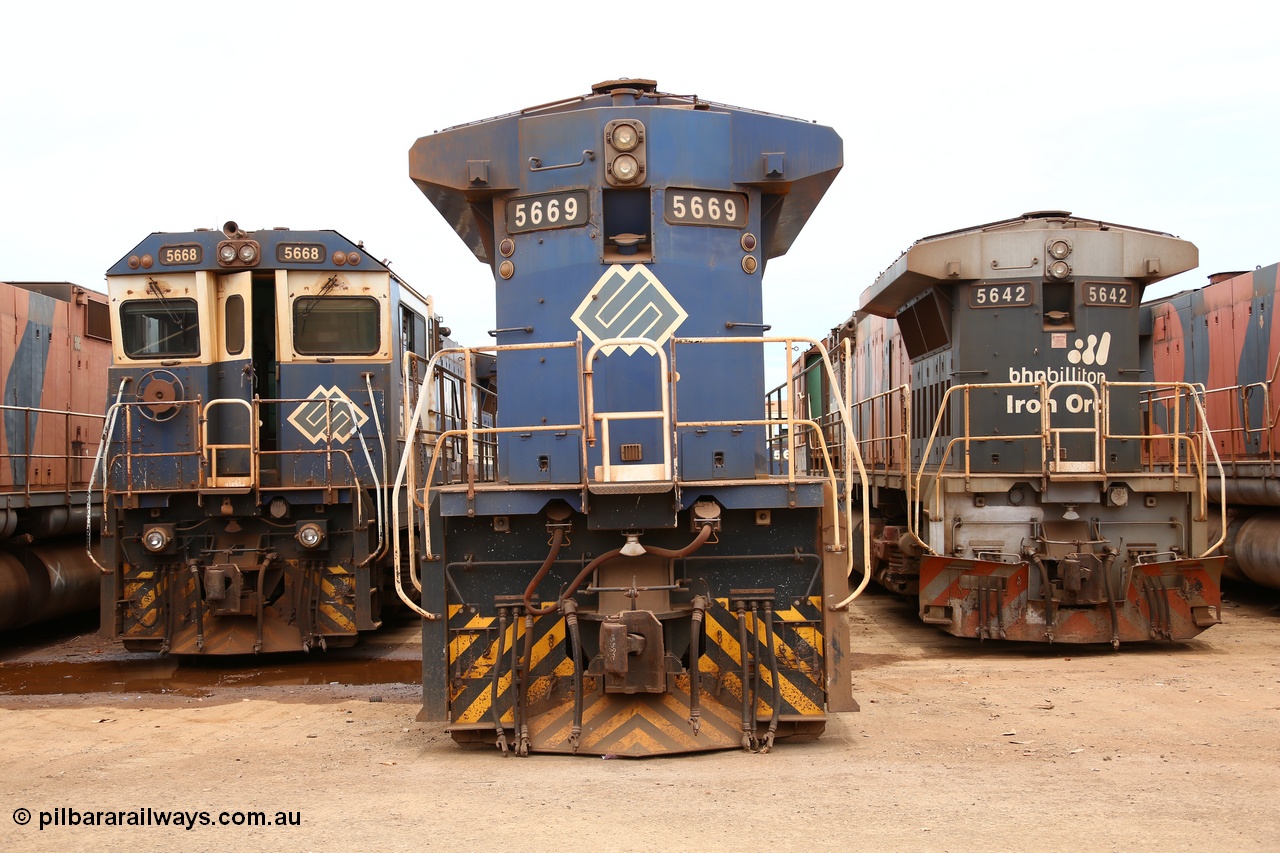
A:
<box><xmin>1</xmin><ymin>280</ymin><xmax>110</xmax><ymax>630</ymax></box>
<box><xmin>400</xmin><ymin>79</ymin><xmax>866</xmax><ymax>756</ymax></box>
<box><xmin>1143</xmin><ymin>261</ymin><xmax>1280</xmax><ymax>589</ymax></box>
<box><xmin>798</xmin><ymin>212</ymin><xmax>1224</xmax><ymax>645</ymax></box>
<box><xmin>94</xmin><ymin>224</ymin><xmax>450</xmax><ymax>654</ymax></box>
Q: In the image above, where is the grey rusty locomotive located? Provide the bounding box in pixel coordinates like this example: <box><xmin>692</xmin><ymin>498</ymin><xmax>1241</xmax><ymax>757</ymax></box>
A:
<box><xmin>800</xmin><ymin>212</ymin><xmax>1224</xmax><ymax>645</ymax></box>
<box><xmin>399</xmin><ymin>79</ymin><xmax>867</xmax><ymax>755</ymax></box>
<box><xmin>94</xmin><ymin>224</ymin><xmax>448</xmax><ymax>654</ymax></box>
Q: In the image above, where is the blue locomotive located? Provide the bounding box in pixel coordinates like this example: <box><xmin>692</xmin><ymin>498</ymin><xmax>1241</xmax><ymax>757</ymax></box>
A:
<box><xmin>95</xmin><ymin>223</ymin><xmax>448</xmax><ymax>654</ymax></box>
<box><xmin>401</xmin><ymin>79</ymin><xmax>865</xmax><ymax>756</ymax></box>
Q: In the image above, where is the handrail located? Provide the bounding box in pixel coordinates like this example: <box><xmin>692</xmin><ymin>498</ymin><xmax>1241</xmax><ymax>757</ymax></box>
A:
<box><xmin>900</xmin><ymin>379</ymin><xmax>1226</xmax><ymax>559</ymax></box>
<box><xmin>392</xmin><ymin>335</ymin><xmax>873</xmax><ymax>617</ymax></box>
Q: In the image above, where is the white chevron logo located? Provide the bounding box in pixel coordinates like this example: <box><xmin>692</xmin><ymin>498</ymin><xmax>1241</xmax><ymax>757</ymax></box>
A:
<box><xmin>287</xmin><ymin>385</ymin><xmax>368</xmax><ymax>444</ymax></box>
<box><xmin>571</xmin><ymin>265</ymin><xmax>688</xmax><ymax>356</ymax></box>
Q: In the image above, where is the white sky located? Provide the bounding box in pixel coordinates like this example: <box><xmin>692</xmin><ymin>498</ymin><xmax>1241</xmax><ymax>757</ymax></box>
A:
<box><xmin>2</xmin><ymin>1</ymin><xmax>1277</xmax><ymax>349</ymax></box>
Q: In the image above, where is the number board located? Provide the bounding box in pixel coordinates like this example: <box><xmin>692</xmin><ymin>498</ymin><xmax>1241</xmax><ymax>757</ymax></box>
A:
<box><xmin>664</xmin><ymin>190</ymin><xmax>748</xmax><ymax>229</ymax></box>
<box><xmin>969</xmin><ymin>282</ymin><xmax>1032</xmax><ymax>308</ymax></box>
<box><xmin>277</xmin><ymin>243</ymin><xmax>327</xmax><ymax>264</ymax></box>
<box><xmin>158</xmin><ymin>244</ymin><xmax>203</xmax><ymax>266</ymax></box>
<box><xmin>1083</xmin><ymin>282</ymin><xmax>1135</xmax><ymax>307</ymax></box>
<box><xmin>506</xmin><ymin>191</ymin><xmax>589</xmax><ymax>234</ymax></box>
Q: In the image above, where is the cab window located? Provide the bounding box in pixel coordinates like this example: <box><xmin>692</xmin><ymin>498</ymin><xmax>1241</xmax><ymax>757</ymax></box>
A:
<box><xmin>293</xmin><ymin>296</ymin><xmax>380</xmax><ymax>355</ymax></box>
<box><xmin>119</xmin><ymin>298</ymin><xmax>200</xmax><ymax>358</ymax></box>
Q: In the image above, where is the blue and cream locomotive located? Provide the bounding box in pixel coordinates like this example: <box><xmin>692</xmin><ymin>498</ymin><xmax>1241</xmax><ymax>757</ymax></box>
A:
<box><xmin>400</xmin><ymin>79</ymin><xmax>866</xmax><ymax>755</ymax></box>
<box><xmin>95</xmin><ymin>224</ymin><xmax>447</xmax><ymax>654</ymax></box>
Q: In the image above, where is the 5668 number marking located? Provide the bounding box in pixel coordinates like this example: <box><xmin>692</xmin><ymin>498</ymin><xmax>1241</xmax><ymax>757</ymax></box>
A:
<box><xmin>158</xmin><ymin>244</ymin><xmax>203</xmax><ymax>265</ymax></box>
<box><xmin>276</xmin><ymin>243</ymin><xmax>326</xmax><ymax>263</ymax></box>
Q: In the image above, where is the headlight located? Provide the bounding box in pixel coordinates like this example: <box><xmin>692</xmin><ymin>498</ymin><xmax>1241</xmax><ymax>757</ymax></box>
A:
<box><xmin>611</xmin><ymin>153</ymin><xmax>640</xmax><ymax>183</ymax></box>
<box><xmin>142</xmin><ymin>525</ymin><xmax>172</xmax><ymax>553</ymax></box>
<box><xmin>218</xmin><ymin>244</ymin><xmax>237</xmax><ymax>263</ymax></box>
<box><xmin>1048</xmin><ymin>239</ymin><xmax>1071</xmax><ymax>260</ymax></box>
<box><xmin>238</xmin><ymin>243</ymin><xmax>258</xmax><ymax>263</ymax></box>
<box><xmin>1048</xmin><ymin>260</ymin><xmax>1072</xmax><ymax>280</ymax></box>
<box><xmin>611</xmin><ymin>122</ymin><xmax>639</xmax><ymax>152</ymax></box>
<box><xmin>296</xmin><ymin>521</ymin><xmax>326</xmax><ymax>549</ymax></box>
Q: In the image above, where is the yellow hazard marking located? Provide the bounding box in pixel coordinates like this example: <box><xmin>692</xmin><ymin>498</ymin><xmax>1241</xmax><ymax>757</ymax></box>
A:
<box><xmin>528</xmin><ymin>618</ymin><xmax>566</xmax><ymax>670</ymax></box>
<box><xmin>318</xmin><ymin>603</ymin><xmax>356</xmax><ymax>633</ymax></box>
<box><xmin>704</xmin><ymin>612</ymin><xmax>823</xmax><ymax>717</ymax></box>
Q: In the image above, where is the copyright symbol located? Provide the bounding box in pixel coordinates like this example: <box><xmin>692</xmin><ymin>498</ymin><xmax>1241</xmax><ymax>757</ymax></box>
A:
<box><xmin>13</xmin><ymin>808</ymin><xmax>30</xmax><ymax>825</ymax></box>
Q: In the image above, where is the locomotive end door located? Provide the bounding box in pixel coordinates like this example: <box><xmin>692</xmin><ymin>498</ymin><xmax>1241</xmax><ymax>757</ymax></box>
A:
<box><xmin>209</xmin><ymin>272</ymin><xmax>258</xmax><ymax>489</ymax></box>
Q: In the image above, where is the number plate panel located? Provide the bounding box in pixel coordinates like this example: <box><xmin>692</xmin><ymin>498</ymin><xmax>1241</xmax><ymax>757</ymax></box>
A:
<box><xmin>969</xmin><ymin>282</ymin><xmax>1033</xmax><ymax>308</ymax></box>
<box><xmin>1083</xmin><ymin>283</ymin><xmax>1135</xmax><ymax>307</ymax></box>
<box><xmin>664</xmin><ymin>190</ymin><xmax>748</xmax><ymax>228</ymax></box>
<box><xmin>276</xmin><ymin>242</ymin><xmax>327</xmax><ymax>264</ymax></box>
<box><xmin>158</xmin><ymin>244</ymin><xmax>203</xmax><ymax>266</ymax></box>
<box><xmin>505</xmin><ymin>191</ymin><xmax>589</xmax><ymax>234</ymax></box>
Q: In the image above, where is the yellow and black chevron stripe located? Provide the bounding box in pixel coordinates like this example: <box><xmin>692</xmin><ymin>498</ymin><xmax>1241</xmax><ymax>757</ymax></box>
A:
<box><xmin>120</xmin><ymin>565</ymin><xmax>163</xmax><ymax>639</ymax></box>
<box><xmin>699</xmin><ymin>596</ymin><xmax>826</xmax><ymax>719</ymax></box>
<box><xmin>314</xmin><ymin>565</ymin><xmax>357</xmax><ymax>636</ymax></box>
<box><xmin>447</xmin><ymin>604</ymin><xmax>570</xmax><ymax>726</ymax></box>
<box><xmin>444</xmin><ymin>596</ymin><xmax>828</xmax><ymax>755</ymax></box>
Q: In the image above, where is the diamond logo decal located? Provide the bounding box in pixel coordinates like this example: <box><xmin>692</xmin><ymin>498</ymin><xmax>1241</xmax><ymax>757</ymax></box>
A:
<box><xmin>288</xmin><ymin>385</ymin><xmax>369</xmax><ymax>445</ymax></box>
<box><xmin>571</xmin><ymin>264</ymin><xmax>688</xmax><ymax>356</ymax></box>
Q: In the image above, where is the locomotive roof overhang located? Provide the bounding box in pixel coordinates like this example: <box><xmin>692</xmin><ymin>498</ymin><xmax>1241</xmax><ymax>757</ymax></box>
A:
<box><xmin>106</xmin><ymin>227</ymin><xmax>391</xmax><ymax>277</ymax></box>
<box><xmin>859</xmin><ymin>211</ymin><xmax>1198</xmax><ymax>318</ymax></box>
<box><xmin>408</xmin><ymin>79</ymin><xmax>842</xmax><ymax>265</ymax></box>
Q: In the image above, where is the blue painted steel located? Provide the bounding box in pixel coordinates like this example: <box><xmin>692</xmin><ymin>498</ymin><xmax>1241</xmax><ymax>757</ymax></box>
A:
<box><xmin>411</xmin><ymin>83</ymin><xmax>842</xmax><ymax>498</ymax></box>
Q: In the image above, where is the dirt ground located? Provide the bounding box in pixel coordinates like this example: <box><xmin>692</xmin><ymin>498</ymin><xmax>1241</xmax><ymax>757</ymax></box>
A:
<box><xmin>0</xmin><ymin>585</ymin><xmax>1277</xmax><ymax>853</ymax></box>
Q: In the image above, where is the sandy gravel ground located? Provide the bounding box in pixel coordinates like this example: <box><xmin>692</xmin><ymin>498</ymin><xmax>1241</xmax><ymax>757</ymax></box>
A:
<box><xmin>0</xmin><ymin>586</ymin><xmax>1277</xmax><ymax>852</ymax></box>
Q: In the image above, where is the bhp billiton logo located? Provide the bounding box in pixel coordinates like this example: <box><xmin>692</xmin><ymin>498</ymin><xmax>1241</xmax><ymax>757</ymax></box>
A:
<box><xmin>1067</xmin><ymin>332</ymin><xmax>1111</xmax><ymax>367</ymax></box>
<box><xmin>571</xmin><ymin>265</ymin><xmax>688</xmax><ymax>356</ymax></box>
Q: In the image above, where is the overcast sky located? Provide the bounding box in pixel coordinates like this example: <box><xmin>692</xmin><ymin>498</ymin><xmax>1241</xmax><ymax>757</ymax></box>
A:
<box><xmin>3</xmin><ymin>1</ymin><xmax>1277</xmax><ymax>349</ymax></box>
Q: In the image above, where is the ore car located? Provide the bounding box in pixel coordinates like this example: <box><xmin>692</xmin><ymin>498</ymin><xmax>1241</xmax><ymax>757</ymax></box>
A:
<box><xmin>94</xmin><ymin>225</ymin><xmax>450</xmax><ymax>654</ymax></box>
<box><xmin>799</xmin><ymin>212</ymin><xmax>1225</xmax><ymax>645</ymax></box>
<box><xmin>1143</xmin><ymin>261</ymin><xmax>1280</xmax><ymax>589</ymax></box>
<box><xmin>1</xmin><ymin>280</ymin><xmax>110</xmax><ymax>630</ymax></box>
<box><xmin>399</xmin><ymin>79</ymin><xmax>867</xmax><ymax>755</ymax></box>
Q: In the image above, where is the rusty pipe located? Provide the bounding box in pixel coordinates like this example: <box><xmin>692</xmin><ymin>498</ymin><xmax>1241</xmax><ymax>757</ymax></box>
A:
<box><xmin>520</xmin><ymin>527</ymin><xmax>567</xmax><ymax>613</ymax></box>
<box><xmin>189</xmin><ymin>561</ymin><xmax>205</xmax><ymax>652</ymax></box>
<box><xmin>688</xmin><ymin>595</ymin><xmax>707</xmax><ymax>736</ymax></box>
<box><xmin>530</xmin><ymin>523</ymin><xmax>716</xmax><ymax>616</ymax></box>
<box><xmin>563</xmin><ymin>599</ymin><xmax>583</xmax><ymax>753</ymax></box>
<box><xmin>736</xmin><ymin>598</ymin><xmax>753</xmax><ymax>751</ymax></box>
<box><xmin>518</xmin><ymin>610</ymin><xmax>534</xmax><ymax>756</ymax></box>
<box><xmin>492</xmin><ymin>606</ymin><xmax>509</xmax><ymax>755</ymax></box>
<box><xmin>762</xmin><ymin>599</ymin><xmax>780</xmax><ymax>753</ymax></box>
<box><xmin>750</xmin><ymin>601</ymin><xmax>763</xmax><ymax>746</ymax></box>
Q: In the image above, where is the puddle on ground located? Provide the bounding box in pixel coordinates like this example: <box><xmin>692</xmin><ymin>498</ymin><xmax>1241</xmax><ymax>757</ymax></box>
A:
<box><xmin>0</xmin><ymin>655</ymin><xmax>421</xmax><ymax>696</ymax></box>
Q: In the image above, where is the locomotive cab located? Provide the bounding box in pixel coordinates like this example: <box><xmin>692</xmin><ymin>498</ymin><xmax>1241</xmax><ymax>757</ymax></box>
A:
<box><xmin>96</xmin><ymin>225</ymin><xmax>442</xmax><ymax>654</ymax></box>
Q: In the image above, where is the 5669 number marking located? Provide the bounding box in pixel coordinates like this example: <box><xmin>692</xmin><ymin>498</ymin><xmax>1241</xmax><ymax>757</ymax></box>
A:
<box><xmin>506</xmin><ymin>191</ymin><xmax>589</xmax><ymax>234</ymax></box>
<box><xmin>664</xmin><ymin>190</ymin><xmax>747</xmax><ymax>228</ymax></box>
